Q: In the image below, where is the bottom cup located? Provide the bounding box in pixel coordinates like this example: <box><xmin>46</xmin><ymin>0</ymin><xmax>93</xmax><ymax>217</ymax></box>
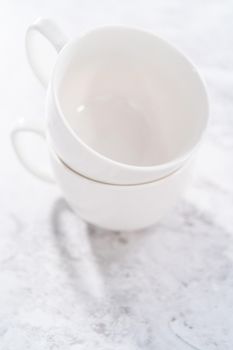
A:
<box><xmin>49</xmin><ymin>146</ymin><xmax>194</xmax><ymax>231</ymax></box>
<box><xmin>11</xmin><ymin>119</ymin><xmax>195</xmax><ymax>231</ymax></box>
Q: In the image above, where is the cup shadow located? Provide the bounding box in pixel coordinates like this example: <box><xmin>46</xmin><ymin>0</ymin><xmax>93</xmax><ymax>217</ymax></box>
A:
<box><xmin>50</xmin><ymin>197</ymin><xmax>149</xmax><ymax>295</ymax></box>
<box><xmin>50</xmin><ymin>196</ymin><xmax>220</xmax><ymax>349</ymax></box>
<box><xmin>50</xmin><ymin>197</ymin><xmax>164</xmax><ymax>347</ymax></box>
<box><xmin>50</xmin><ymin>197</ymin><xmax>156</xmax><ymax>271</ymax></box>
<box><xmin>50</xmin><ymin>197</ymin><xmax>106</xmax><ymax>299</ymax></box>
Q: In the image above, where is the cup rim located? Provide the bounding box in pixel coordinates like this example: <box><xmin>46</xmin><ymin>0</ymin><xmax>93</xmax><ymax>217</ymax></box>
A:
<box><xmin>50</xmin><ymin>142</ymin><xmax>193</xmax><ymax>188</ymax></box>
<box><xmin>50</xmin><ymin>25</ymin><xmax>209</xmax><ymax>173</ymax></box>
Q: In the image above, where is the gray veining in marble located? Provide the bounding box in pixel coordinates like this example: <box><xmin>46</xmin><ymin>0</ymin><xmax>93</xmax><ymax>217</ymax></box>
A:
<box><xmin>0</xmin><ymin>0</ymin><xmax>233</xmax><ymax>349</ymax></box>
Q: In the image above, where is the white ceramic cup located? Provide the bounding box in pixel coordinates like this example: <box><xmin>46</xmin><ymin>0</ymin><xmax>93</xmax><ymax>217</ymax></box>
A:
<box><xmin>11</xmin><ymin>119</ymin><xmax>194</xmax><ymax>231</ymax></box>
<box><xmin>26</xmin><ymin>18</ymin><xmax>208</xmax><ymax>185</ymax></box>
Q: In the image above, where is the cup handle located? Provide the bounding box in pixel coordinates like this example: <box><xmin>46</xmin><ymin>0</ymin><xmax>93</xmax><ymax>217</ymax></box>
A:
<box><xmin>25</xmin><ymin>18</ymin><xmax>67</xmax><ymax>88</ymax></box>
<box><xmin>11</xmin><ymin>119</ymin><xmax>54</xmax><ymax>183</ymax></box>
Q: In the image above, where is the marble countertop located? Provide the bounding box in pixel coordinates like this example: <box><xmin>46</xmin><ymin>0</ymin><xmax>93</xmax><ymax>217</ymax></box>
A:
<box><xmin>0</xmin><ymin>0</ymin><xmax>233</xmax><ymax>348</ymax></box>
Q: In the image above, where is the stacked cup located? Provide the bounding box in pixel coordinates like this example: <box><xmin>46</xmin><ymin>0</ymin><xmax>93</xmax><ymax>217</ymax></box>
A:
<box><xmin>11</xmin><ymin>19</ymin><xmax>209</xmax><ymax>231</ymax></box>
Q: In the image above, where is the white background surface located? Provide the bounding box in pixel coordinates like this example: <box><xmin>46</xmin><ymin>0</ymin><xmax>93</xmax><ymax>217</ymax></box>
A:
<box><xmin>0</xmin><ymin>0</ymin><xmax>233</xmax><ymax>349</ymax></box>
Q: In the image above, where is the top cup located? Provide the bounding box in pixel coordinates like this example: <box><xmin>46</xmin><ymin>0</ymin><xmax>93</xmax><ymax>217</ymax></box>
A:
<box><xmin>26</xmin><ymin>18</ymin><xmax>209</xmax><ymax>185</ymax></box>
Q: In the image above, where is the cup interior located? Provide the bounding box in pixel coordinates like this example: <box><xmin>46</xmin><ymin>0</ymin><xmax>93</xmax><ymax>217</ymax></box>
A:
<box><xmin>54</xmin><ymin>27</ymin><xmax>208</xmax><ymax>167</ymax></box>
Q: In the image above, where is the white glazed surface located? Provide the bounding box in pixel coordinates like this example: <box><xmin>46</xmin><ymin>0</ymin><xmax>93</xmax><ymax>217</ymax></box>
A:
<box><xmin>46</xmin><ymin>25</ymin><xmax>208</xmax><ymax>185</ymax></box>
<box><xmin>49</xmin><ymin>145</ymin><xmax>193</xmax><ymax>231</ymax></box>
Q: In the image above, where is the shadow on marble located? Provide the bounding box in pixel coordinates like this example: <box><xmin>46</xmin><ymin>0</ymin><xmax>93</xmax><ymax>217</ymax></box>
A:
<box><xmin>49</xmin><ymin>196</ymin><xmax>232</xmax><ymax>349</ymax></box>
<box><xmin>50</xmin><ymin>198</ymin><xmax>81</xmax><ymax>280</ymax></box>
<box><xmin>49</xmin><ymin>196</ymin><xmax>166</xmax><ymax>305</ymax></box>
